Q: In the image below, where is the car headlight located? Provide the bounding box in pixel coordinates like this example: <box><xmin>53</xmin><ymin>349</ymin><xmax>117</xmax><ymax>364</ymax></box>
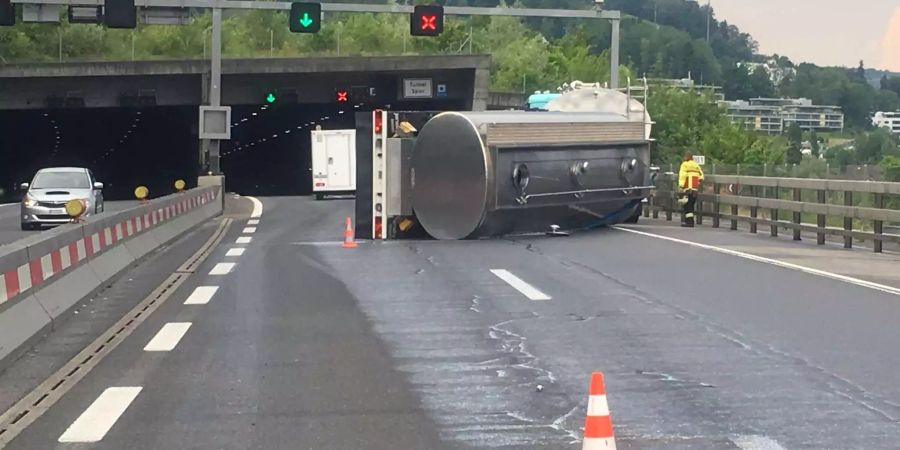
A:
<box><xmin>22</xmin><ymin>195</ymin><xmax>36</xmax><ymax>207</ymax></box>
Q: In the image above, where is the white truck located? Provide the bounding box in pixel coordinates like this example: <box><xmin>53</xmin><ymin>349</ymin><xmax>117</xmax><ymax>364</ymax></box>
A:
<box><xmin>311</xmin><ymin>128</ymin><xmax>356</xmax><ymax>200</ymax></box>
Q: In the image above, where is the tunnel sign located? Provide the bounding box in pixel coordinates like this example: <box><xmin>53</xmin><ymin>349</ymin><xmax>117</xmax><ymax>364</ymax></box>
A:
<box><xmin>289</xmin><ymin>2</ymin><xmax>321</xmax><ymax>33</ymax></box>
<box><xmin>403</xmin><ymin>78</ymin><xmax>433</xmax><ymax>99</ymax></box>
<box><xmin>436</xmin><ymin>83</ymin><xmax>447</xmax><ymax>97</ymax></box>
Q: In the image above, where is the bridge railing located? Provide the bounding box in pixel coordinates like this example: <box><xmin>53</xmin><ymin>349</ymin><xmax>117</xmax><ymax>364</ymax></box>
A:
<box><xmin>646</xmin><ymin>173</ymin><xmax>900</xmax><ymax>253</ymax></box>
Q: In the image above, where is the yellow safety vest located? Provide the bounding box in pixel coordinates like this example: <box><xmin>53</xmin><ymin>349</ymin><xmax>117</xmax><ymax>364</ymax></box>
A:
<box><xmin>678</xmin><ymin>160</ymin><xmax>704</xmax><ymax>192</ymax></box>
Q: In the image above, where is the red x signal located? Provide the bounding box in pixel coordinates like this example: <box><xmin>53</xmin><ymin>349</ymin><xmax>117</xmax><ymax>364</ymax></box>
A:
<box><xmin>336</xmin><ymin>90</ymin><xmax>348</xmax><ymax>102</ymax></box>
<box><xmin>411</xmin><ymin>5</ymin><xmax>443</xmax><ymax>36</ymax></box>
<box><xmin>420</xmin><ymin>15</ymin><xmax>436</xmax><ymax>31</ymax></box>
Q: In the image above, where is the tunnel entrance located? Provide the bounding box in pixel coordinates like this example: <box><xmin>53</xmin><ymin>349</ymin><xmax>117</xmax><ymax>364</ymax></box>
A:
<box><xmin>0</xmin><ymin>99</ymin><xmax>466</xmax><ymax>203</ymax></box>
<box><xmin>0</xmin><ymin>107</ymin><xmax>197</xmax><ymax>203</ymax></box>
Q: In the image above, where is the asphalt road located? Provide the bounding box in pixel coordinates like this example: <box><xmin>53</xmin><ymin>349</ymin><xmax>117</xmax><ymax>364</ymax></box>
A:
<box><xmin>5</xmin><ymin>196</ymin><xmax>900</xmax><ymax>449</ymax></box>
<box><xmin>0</xmin><ymin>200</ymin><xmax>138</xmax><ymax>247</ymax></box>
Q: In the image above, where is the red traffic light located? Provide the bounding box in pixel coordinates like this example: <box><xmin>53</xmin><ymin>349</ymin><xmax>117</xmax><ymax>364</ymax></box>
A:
<box><xmin>410</xmin><ymin>5</ymin><xmax>443</xmax><ymax>37</ymax></box>
<box><xmin>336</xmin><ymin>90</ymin><xmax>349</xmax><ymax>102</ymax></box>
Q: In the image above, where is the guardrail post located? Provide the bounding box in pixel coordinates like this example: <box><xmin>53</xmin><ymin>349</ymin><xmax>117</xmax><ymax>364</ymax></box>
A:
<box><xmin>712</xmin><ymin>183</ymin><xmax>720</xmax><ymax>228</ymax></box>
<box><xmin>652</xmin><ymin>193</ymin><xmax>659</xmax><ymax>219</ymax></box>
<box><xmin>874</xmin><ymin>193</ymin><xmax>884</xmax><ymax>253</ymax></box>
<box><xmin>749</xmin><ymin>185</ymin><xmax>758</xmax><ymax>234</ymax></box>
<box><xmin>769</xmin><ymin>185</ymin><xmax>778</xmax><ymax>237</ymax></box>
<box><xmin>843</xmin><ymin>191</ymin><xmax>853</xmax><ymax>249</ymax></box>
<box><xmin>792</xmin><ymin>187</ymin><xmax>801</xmax><ymax>241</ymax></box>
<box><xmin>696</xmin><ymin>187</ymin><xmax>704</xmax><ymax>226</ymax></box>
<box><xmin>817</xmin><ymin>189</ymin><xmax>826</xmax><ymax>245</ymax></box>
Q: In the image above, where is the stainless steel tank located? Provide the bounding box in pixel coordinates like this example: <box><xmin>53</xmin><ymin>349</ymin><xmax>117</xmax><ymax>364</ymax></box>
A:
<box><xmin>411</xmin><ymin>111</ymin><xmax>653</xmax><ymax>239</ymax></box>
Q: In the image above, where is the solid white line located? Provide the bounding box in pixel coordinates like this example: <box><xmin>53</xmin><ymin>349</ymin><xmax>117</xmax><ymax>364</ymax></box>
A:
<box><xmin>236</xmin><ymin>237</ymin><xmax>252</xmax><ymax>244</ymax></box>
<box><xmin>0</xmin><ymin>202</ymin><xmax>17</xmax><ymax>208</ymax></box>
<box><xmin>246</xmin><ymin>196</ymin><xmax>263</xmax><ymax>218</ymax></box>
<box><xmin>613</xmin><ymin>226</ymin><xmax>900</xmax><ymax>297</ymax></box>
<box><xmin>209</xmin><ymin>262</ymin><xmax>235</xmax><ymax>275</ymax></box>
<box><xmin>732</xmin><ymin>435</ymin><xmax>788</xmax><ymax>450</ymax></box>
<box><xmin>143</xmin><ymin>322</ymin><xmax>192</xmax><ymax>351</ymax></box>
<box><xmin>247</xmin><ymin>219</ymin><xmax>260</xmax><ymax>225</ymax></box>
<box><xmin>58</xmin><ymin>387</ymin><xmax>142</xmax><ymax>443</ymax></box>
<box><xmin>226</xmin><ymin>248</ymin><xmax>245</xmax><ymax>257</ymax></box>
<box><xmin>490</xmin><ymin>269</ymin><xmax>551</xmax><ymax>301</ymax></box>
<box><xmin>184</xmin><ymin>286</ymin><xmax>218</xmax><ymax>305</ymax></box>
<box><xmin>242</xmin><ymin>227</ymin><xmax>257</xmax><ymax>234</ymax></box>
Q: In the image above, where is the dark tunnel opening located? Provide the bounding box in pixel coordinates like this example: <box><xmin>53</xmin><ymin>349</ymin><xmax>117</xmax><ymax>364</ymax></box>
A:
<box><xmin>0</xmin><ymin>99</ymin><xmax>467</xmax><ymax>202</ymax></box>
<box><xmin>0</xmin><ymin>107</ymin><xmax>197</xmax><ymax>203</ymax></box>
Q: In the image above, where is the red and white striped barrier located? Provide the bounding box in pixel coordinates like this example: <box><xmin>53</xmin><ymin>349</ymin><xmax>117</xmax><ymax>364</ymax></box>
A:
<box><xmin>583</xmin><ymin>372</ymin><xmax>616</xmax><ymax>450</ymax></box>
<box><xmin>0</xmin><ymin>189</ymin><xmax>218</xmax><ymax>306</ymax></box>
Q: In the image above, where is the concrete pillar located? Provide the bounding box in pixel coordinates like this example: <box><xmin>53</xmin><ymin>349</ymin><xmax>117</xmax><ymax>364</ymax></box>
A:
<box><xmin>472</xmin><ymin>67</ymin><xmax>490</xmax><ymax>112</ymax></box>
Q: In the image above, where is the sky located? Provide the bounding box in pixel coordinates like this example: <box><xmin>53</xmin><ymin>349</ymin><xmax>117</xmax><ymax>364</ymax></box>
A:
<box><xmin>709</xmin><ymin>0</ymin><xmax>900</xmax><ymax>71</ymax></box>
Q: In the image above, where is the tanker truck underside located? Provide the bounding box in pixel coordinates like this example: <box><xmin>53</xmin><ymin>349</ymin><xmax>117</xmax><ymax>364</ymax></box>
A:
<box><xmin>355</xmin><ymin>109</ymin><xmax>656</xmax><ymax>241</ymax></box>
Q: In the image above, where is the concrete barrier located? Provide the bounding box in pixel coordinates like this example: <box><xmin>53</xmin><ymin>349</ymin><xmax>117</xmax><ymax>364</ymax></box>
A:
<box><xmin>0</xmin><ymin>186</ymin><xmax>222</xmax><ymax>367</ymax></box>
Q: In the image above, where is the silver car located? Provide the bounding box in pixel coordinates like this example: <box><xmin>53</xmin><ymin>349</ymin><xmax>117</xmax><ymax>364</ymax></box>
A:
<box><xmin>20</xmin><ymin>167</ymin><xmax>104</xmax><ymax>230</ymax></box>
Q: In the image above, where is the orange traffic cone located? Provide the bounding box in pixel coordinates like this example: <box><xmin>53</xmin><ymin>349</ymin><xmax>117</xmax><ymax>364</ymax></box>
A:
<box><xmin>342</xmin><ymin>216</ymin><xmax>358</xmax><ymax>248</ymax></box>
<box><xmin>582</xmin><ymin>372</ymin><xmax>616</xmax><ymax>450</ymax></box>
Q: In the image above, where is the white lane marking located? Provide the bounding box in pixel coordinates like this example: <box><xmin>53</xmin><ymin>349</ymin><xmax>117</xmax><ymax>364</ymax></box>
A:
<box><xmin>143</xmin><ymin>322</ymin><xmax>192</xmax><ymax>351</ymax></box>
<box><xmin>490</xmin><ymin>269</ymin><xmax>551</xmax><ymax>301</ymax></box>
<box><xmin>732</xmin><ymin>435</ymin><xmax>788</xmax><ymax>450</ymax></box>
<box><xmin>242</xmin><ymin>227</ymin><xmax>257</xmax><ymax>234</ymax></box>
<box><xmin>246</xmin><ymin>196</ymin><xmax>263</xmax><ymax>218</ymax></box>
<box><xmin>0</xmin><ymin>202</ymin><xmax>17</xmax><ymax>208</ymax></box>
<box><xmin>613</xmin><ymin>226</ymin><xmax>900</xmax><ymax>297</ymax></box>
<box><xmin>58</xmin><ymin>387</ymin><xmax>142</xmax><ymax>443</ymax></box>
<box><xmin>226</xmin><ymin>248</ymin><xmax>245</xmax><ymax>257</ymax></box>
<box><xmin>209</xmin><ymin>262</ymin><xmax>235</xmax><ymax>275</ymax></box>
<box><xmin>184</xmin><ymin>286</ymin><xmax>218</xmax><ymax>305</ymax></box>
<box><xmin>247</xmin><ymin>219</ymin><xmax>260</xmax><ymax>225</ymax></box>
<box><xmin>236</xmin><ymin>237</ymin><xmax>252</xmax><ymax>244</ymax></box>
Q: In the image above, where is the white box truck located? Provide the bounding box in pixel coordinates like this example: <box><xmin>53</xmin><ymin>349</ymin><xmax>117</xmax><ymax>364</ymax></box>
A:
<box><xmin>311</xmin><ymin>129</ymin><xmax>356</xmax><ymax>200</ymax></box>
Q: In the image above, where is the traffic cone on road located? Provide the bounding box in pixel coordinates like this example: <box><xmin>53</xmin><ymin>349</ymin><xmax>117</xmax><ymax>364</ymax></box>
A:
<box><xmin>582</xmin><ymin>372</ymin><xmax>616</xmax><ymax>450</ymax></box>
<box><xmin>342</xmin><ymin>216</ymin><xmax>358</xmax><ymax>248</ymax></box>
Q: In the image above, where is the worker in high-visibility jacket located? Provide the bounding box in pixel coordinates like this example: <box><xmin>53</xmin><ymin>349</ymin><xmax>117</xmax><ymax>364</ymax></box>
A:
<box><xmin>677</xmin><ymin>152</ymin><xmax>704</xmax><ymax>227</ymax></box>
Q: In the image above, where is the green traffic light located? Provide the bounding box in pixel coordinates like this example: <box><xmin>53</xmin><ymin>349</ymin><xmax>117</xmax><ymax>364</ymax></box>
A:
<box><xmin>266</xmin><ymin>93</ymin><xmax>276</xmax><ymax>104</ymax></box>
<box><xmin>289</xmin><ymin>3</ymin><xmax>321</xmax><ymax>33</ymax></box>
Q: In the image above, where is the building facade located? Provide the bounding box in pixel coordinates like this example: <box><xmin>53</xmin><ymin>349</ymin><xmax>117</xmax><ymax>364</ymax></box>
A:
<box><xmin>722</xmin><ymin>97</ymin><xmax>845</xmax><ymax>133</ymax></box>
<box><xmin>873</xmin><ymin>111</ymin><xmax>900</xmax><ymax>135</ymax></box>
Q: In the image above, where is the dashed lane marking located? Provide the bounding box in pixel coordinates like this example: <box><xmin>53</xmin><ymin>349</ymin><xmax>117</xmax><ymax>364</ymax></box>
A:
<box><xmin>184</xmin><ymin>286</ymin><xmax>218</xmax><ymax>305</ymax></box>
<box><xmin>613</xmin><ymin>226</ymin><xmax>900</xmax><ymax>297</ymax></box>
<box><xmin>143</xmin><ymin>322</ymin><xmax>192</xmax><ymax>352</ymax></box>
<box><xmin>247</xmin><ymin>219</ymin><xmax>259</xmax><ymax>225</ymax></box>
<box><xmin>58</xmin><ymin>387</ymin><xmax>142</xmax><ymax>443</ymax></box>
<box><xmin>242</xmin><ymin>227</ymin><xmax>257</xmax><ymax>234</ymax></box>
<box><xmin>209</xmin><ymin>262</ymin><xmax>235</xmax><ymax>275</ymax></box>
<box><xmin>236</xmin><ymin>237</ymin><xmax>252</xmax><ymax>244</ymax></box>
<box><xmin>246</xmin><ymin>196</ymin><xmax>263</xmax><ymax>218</ymax></box>
<box><xmin>490</xmin><ymin>269</ymin><xmax>551</xmax><ymax>301</ymax></box>
<box><xmin>732</xmin><ymin>435</ymin><xmax>788</xmax><ymax>450</ymax></box>
<box><xmin>226</xmin><ymin>248</ymin><xmax>245</xmax><ymax>257</ymax></box>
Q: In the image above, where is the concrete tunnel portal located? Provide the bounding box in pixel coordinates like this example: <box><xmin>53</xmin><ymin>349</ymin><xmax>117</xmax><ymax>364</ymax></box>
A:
<box><xmin>0</xmin><ymin>55</ymin><xmax>490</xmax><ymax>202</ymax></box>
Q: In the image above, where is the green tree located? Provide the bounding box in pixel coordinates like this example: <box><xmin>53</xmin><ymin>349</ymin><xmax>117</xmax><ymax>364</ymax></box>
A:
<box><xmin>748</xmin><ymin>66</ymin><xmax>774</xmax><ymax>98</ymax></box>
<box><xmin>785</xmin><ymin>122</ymin><xmax>803</xmax><ymax>164</ymax></box>
<box><xmin>808</xmin><ymin>130</ymin><xmax>820</xmax><ymax>158</ymax></box>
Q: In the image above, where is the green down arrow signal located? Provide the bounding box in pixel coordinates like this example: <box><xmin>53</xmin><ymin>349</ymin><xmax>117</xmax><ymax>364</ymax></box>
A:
<box><xmin>266</xmin><ymin>93</ymin><xmax>276</xmax><ymax>103</ymax></box>
<box><xmin>299</xmin><ymin>13</ymin><xmax>314</xmax><ymax>28</ymax></box>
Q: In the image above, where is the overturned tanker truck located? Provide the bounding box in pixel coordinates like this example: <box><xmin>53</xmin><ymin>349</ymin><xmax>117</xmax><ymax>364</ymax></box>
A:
<box><xmin>353</xmin><ymin>82</ymin><xmax>658</xmax><ymax>240</ymax></box>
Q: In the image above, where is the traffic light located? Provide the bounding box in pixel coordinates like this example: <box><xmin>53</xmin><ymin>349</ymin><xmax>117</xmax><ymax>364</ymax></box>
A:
<box><xmin>0</xmin><ymin>0</ymin><xmax>15</xmax><ymax>26</ymax></box>
<box><xmin>290</xmin><ymin>2</ymin><xmax>321</xmax><ymax>33</ymax></box>
<box><xmin>336</xmin><ymin>89</ymin><xmax>349</xmax><ymax>103</ymax></box>
<box><xmin>410</xmin><ymin>5</ymin><xmax>443</xmax><ymax>37</ymax></box>
<box><xmin>104</xmin><ymin>0</ymin><xmax>136</xmax><ymax>29</ymax></box>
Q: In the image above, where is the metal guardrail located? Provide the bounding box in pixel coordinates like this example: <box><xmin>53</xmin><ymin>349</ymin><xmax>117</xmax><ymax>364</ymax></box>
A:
<box><xmin>645</xmin><ymin>173</ymin><xmax>900</xmax><ymax>253</ymax></box>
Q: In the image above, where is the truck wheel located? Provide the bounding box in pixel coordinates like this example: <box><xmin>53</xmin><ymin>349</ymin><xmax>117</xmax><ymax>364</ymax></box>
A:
<box><xmin>21</xmin><ymin>222</ymin><xmax>34</xmax><ymax>231</ymax></box>
<box><xmin>315</xmin><ymin>193</ymin><xmax>324</xmax><ymax>201</ymax></box>
<box><xmin>624</xmin><ymin>203</ymin><xmax>642</xmax><ymax>224</ymax></box>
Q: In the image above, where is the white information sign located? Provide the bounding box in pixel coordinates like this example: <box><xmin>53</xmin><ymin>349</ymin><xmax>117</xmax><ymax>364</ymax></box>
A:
<box><xmin>403</xmin><ymin>79</ymin><xmax>433</xmax><ymax>99</ymax></box>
